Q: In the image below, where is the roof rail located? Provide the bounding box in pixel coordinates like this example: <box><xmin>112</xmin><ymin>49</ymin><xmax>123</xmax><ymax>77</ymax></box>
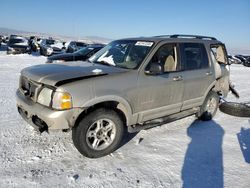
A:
<box><xmin>154</xmin><ymin>34</ymin><xmax>217</xmax><ymax>40</ymax></box>
<box><xmin>153</xmin><ymin>35</ymin><xmax>171</xmax><ymax>38</ymax></box>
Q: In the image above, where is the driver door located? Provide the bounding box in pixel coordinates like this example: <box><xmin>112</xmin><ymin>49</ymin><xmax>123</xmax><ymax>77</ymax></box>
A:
<box><xmin>136</xmin><ymin>43</ymin><xmax>184</xmax><ymax>122</ymax></box>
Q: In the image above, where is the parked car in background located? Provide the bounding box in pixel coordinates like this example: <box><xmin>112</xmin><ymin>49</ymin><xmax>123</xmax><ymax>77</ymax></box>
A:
<box><xmin>40</xmin><ymin>38</ymin><xmax>65</xmax><ymax>56</ymax></box>
<box><xmin>0</xmin><ymin>36</ymin><xmax>2</xmax><ymax>47</ymax></box>
<box><xmin>243</xmin><ymin>56</ymin><xmax>250</xmax><ymax>67</ymax></box>
<box><xmin>235</xmin><ymin>55</ymin><xmax>247</xmax><ymax>64</ymax></box>
<box><xmin>2</xmin><ymin>36</ymin><xmax>9</xmax><ymax>43</ymax></box>
<box><xmin>9</xmin><ymin>34</ymin><xmax>18</xmax><ymax>39</ymax></box>
<box><xmin>66</xmin><ymin>41</ymin><xmax>88</xmax><ymax>53</ymax></box>
<box><xmin>228</xmin><ymin>55</ymin><xmax>242</xmax><ymax>64</ymax></box>
<box><xmin>7</xmin><ymin>36</ymin><xmax>30</xmax><ymax>54</ymax></box>
<box><xmin>46</xmin><ymin>44</ymin><xmax>105</xmax><ymax>63</ymax></box>
<box><xmin>28</xmin><ymin>36</ymin><xmax>40</xmax><ymax>52</ymax></box>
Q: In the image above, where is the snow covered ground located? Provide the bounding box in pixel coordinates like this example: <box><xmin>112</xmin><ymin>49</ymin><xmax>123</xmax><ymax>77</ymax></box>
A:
<box><xmin>0</xmin><ymin>46</ymin><xmax>249</xmax><ymax>188</ymax></box>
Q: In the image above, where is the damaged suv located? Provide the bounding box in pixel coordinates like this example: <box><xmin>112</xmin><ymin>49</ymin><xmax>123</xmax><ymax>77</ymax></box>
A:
<box><xmin>16</xmin><ymin>35</ymin><xmax>231</xmax><ymax>158</ymax></box>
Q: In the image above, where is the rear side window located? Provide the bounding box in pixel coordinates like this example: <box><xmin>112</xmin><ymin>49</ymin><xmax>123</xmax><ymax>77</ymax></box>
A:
<box><xmin>181</xmin><ymin>43</ymin><xmax>209</xmax><ymax>70</ymax></box>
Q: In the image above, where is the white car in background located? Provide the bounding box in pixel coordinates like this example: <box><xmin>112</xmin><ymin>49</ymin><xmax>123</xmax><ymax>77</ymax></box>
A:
<box><xmin>7</xmin><ymin>36</ymin><xmax>30</xmax><ymax>54</ymax></box>
<box><xmin>228</xmin><ymin>55</ymin><xmax>242</xmax><ymax>64</ymax></box>
<box><xmin>39</xmin><ymin>38</ymin><xmax>65</xmax><ymax>56</ymax></box>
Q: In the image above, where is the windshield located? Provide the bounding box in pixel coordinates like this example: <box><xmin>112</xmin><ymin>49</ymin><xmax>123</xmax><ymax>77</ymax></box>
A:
<box><xmin>75</xmin><ymin>47</ymin><xmax>95</xmax><ymax>56</ymax></box>
<box><xmin>9</xmin><ymin>38</ymin><xmax>27</xmax><ymax>44</ymax></box>
<box><xmin>76</xmin><ymin>42</ymin><xmax>86</xmax><ymax>47</ymax></box>
<box><xmin>46</xmin><ymin>39</ymin><xmax>55</xmax><ymax>45</ymax></box>
<box><xmin>89</xmin><ymin>40</ymin><xmax>154</xmax><ymax>69</ymax></box>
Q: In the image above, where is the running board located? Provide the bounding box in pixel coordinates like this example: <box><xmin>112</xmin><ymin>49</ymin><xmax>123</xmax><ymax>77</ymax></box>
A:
<box><xmin>128</xmin><ymin>108</ymin><xmax>198</xmax><ymax>133</ymax></box>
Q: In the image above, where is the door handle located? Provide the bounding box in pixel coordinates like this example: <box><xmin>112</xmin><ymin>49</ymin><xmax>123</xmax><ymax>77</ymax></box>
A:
<box><xmin>173</xmin><ymin>75</ymin><xmax>183</xmax><ymax>81</ymax></box>
<box><xmin>206</xmin><ymin>71</ymin><xmax>213</xmax><ymax>76</ymax></box>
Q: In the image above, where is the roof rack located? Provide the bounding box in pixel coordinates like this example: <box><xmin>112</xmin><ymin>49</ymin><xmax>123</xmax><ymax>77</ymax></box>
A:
<box><xmin>154</xmin><ymin>34</ymin><xmax>217</xmax><ymax>40</ymax></box>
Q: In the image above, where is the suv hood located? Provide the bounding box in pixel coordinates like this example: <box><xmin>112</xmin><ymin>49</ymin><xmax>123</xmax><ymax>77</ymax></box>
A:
<box><xmin>21</xmin><ymin>61</ymin><xmax>128</xmax><ymax>86</ymax></box>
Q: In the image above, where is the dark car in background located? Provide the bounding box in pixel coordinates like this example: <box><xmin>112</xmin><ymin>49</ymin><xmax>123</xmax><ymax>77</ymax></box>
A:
<box><xmin>46</xmin><ymin>44</ymin><xmax>105</xmax><ymax>63</ymax></box>
<box><xmin>7</xmin><ymin>36</ymin><xmax>30</xmax><ymax>54</ymax></box>
<box><xmin>66</xmin><ymin>41</ymin><xmax>87</xmax><ymax>53</ymax></box>
<box><xmin>0</xmin><ymin>36</ymin><xmax>2</xmax><ymax>47</ymax></box>
<box><xmin>40</xmin><ymin>39</ymin><xmax>65</xmax><ymax>56</ymax></box>
<box><xmin>243</xmin><ymin>56</ymin><xmax>250</xmax><ymax>67</ymax></box>
<box><xmin>228</xmin><ymin>55</ymin><xmax>242</xmax><ymax>64</ymax></box>
<box><xmin>235</xmin><ymin>55</ymin><xmax>247</xmax><ymax>64</ymax></box>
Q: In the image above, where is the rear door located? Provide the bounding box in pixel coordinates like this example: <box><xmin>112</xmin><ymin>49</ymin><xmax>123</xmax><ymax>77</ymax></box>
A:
<box><xmin>180</xmin><ymin>43</ymin><xmax>215</xmax><ymax>110</ymax></box>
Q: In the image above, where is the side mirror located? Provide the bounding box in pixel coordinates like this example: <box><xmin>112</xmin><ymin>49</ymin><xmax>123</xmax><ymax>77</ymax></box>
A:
<box><xmin>145</xmin><ymin>62</ymin><xmax>163</xmax><ymax>75</ymax></box>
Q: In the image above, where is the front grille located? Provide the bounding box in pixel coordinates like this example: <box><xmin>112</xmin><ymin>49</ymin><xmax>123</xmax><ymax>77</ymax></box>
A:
<box><xmin>19</xmin><ymin>76</ymin><xmax>41</xmax><ymax>101</ymax></box>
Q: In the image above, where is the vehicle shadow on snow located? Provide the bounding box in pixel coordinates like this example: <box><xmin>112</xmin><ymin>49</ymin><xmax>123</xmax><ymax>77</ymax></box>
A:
<box><xmin>120</xmin><ymin>130</ymin><xmax>138</xmax><ymax>148</ymax></box>
<box><xmin>181</xmin><ymin>120</ymin><xmax>224</xmax><ymax>188</ymax></box>
<box><xmin>237</xmin><ymin>127</ymin><xmax>250</xmax><ymax>163</ymax></box>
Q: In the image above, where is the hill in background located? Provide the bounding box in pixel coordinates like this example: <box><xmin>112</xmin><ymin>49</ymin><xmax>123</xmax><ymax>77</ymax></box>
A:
<box><xmin>0</xmin><ymin>27</ymin><xmax>111</xmax><ymax>44</ymax></box>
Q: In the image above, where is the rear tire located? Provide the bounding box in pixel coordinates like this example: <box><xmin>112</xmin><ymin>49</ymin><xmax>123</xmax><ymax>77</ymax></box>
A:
<box><xmin>72</xmin><ymin>108</ymin><xmax>124</xmax><ymax>158</ymax></box>
<box><xmin>197</xmin><ymin>91</ymin><xmax>219</xmax><ymax>121</ymax></box>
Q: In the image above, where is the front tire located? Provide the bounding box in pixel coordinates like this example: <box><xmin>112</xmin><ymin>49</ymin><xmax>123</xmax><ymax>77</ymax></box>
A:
<box><xmin>72</xmin><ymin>108</ymin><xmax>124</xmax><ymax>158</ymax></box>
<box><xmin>197</xmin><ymin>91</ymin><xmax>219</xmax><ymax>121</ymax></box>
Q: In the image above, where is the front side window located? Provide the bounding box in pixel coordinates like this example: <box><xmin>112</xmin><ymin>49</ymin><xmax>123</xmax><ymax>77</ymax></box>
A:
<box><xmin>181</xmin><ymin>43</ymin><xmax>209</xmax><ymax>70</ymax></box>
<box><xmin>89</xmin><ymin>40</ymin><xmax>154</xmax><ymax>69</ymax></box>
<box><xmin>147</xmin><ymin>43</ymin><xmax>179</xmax><ymax>73</ymax></box>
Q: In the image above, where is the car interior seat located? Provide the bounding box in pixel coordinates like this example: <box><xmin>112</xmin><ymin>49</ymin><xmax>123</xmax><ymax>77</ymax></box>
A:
<box><xmin>216</xmin><ymin>46</ymin><xmax>226</xmax><ymax>64</ymax></box>
<box><xmin>164</xmin><ymin>55</ymin><xmax>176</xmax><ymax>72</ymax></box>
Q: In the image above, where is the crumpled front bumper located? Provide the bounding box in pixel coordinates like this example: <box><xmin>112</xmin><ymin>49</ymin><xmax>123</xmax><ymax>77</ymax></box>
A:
<box><xmin>16</xmin><ymin>89</ymin><xmax>82</xmax><ymax>131</ymax></box>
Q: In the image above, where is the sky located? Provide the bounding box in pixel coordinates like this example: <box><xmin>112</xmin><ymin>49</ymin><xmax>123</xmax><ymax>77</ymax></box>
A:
<box><xmin>0</xmin><ymin>0</ymin><xmax>250</xmax><ymax>53</ymax></box>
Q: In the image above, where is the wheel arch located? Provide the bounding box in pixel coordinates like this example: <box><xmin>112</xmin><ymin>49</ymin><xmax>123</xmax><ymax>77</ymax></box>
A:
<box><xmin>74</xmin><ymin>96</ymin><xmax>134</xmax><ymax>128</ymax></box>
<box><xmin>203</xmin><ymin>79</ymin><xmax>227</xmax><ymax>102</ymax></box>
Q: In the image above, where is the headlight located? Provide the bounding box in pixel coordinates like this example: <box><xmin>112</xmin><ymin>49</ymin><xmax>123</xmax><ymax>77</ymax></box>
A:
<box><xmin>37</xmin><ymin>88</ymin><xmax>53</xmax><ymax>106</ymax></box>
<box><xmin>52</xmin><ymin>91</ymin><xmax>72</xmax><ymax>110</ymax></box>
<box><xmin>37</xmin><ymin>88</ymin><xmax>72</xmax><ymax>110</ymax></box>
<box><xmin>46</xmin><ymin>47</ymin><xmax>53</xmax><ymax>55</ymax></box>
<box><xmin>54</xmin><ymin>60</ymin><xmax>64</xmax><ymax>63</ymax></box>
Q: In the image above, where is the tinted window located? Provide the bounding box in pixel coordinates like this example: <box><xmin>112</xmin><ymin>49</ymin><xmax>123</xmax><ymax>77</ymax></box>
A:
<box><xmin>46</xmin><ymin>39</ymin><xmax>55</xmax><ymax>45</ymax></box>
<box><xmin>9</xmin><ymin>38</ymin><xmax>24</xmax><ymax>44</ymax></box>
<box><xmin>182</xmin><ymin>43</ymin><xmax>209</xmax><ymax>70</ymax></box>
<box><xmin>76</xmin><ymin>42</ymin><xmax>86</xmax><ymax>47</ymax></box>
